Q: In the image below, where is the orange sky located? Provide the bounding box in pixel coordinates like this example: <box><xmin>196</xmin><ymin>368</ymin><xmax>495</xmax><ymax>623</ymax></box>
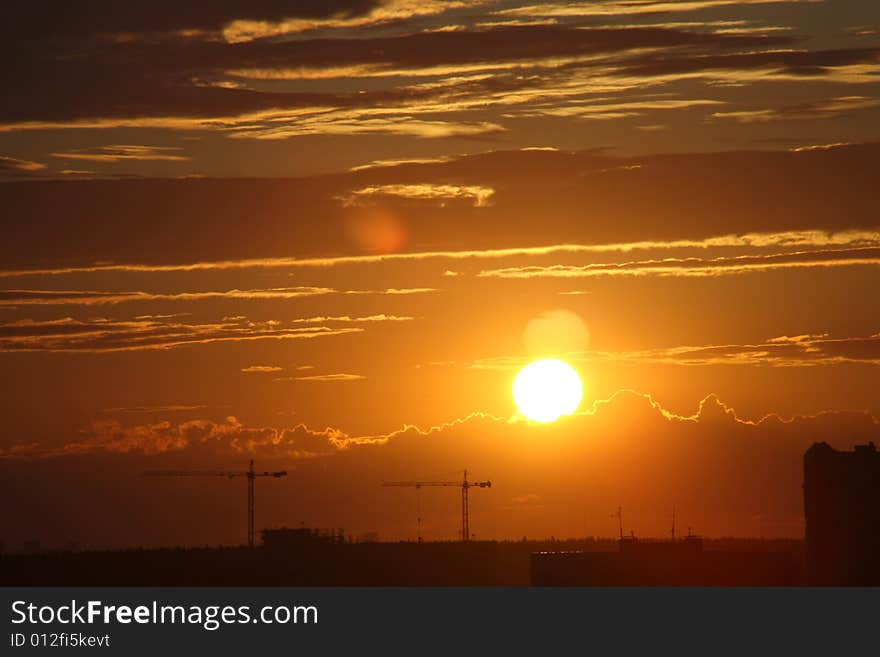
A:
<box><xmin>1</xmin><ymin>0</ymin><xmax>878</xmax><ymax>550</ymax></box>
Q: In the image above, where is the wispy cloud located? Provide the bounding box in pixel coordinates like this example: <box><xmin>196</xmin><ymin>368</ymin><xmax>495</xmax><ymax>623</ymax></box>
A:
<box><xmin>349</xmin><ymin>156</ymin><xmax>454</xmax><ymax>172</ymax></box>
<box><xmin>59</xmin><ymin>169</ymin><xmax>97</xmax><ymax>176</ymax></box>
<box><xmin>0</xmin><ymin>22</ymin><xmax>806</xmax><ymax>137</ymax></box>
<box><xmin>50</xmin><ymin>145</ymin><xmax>189</xmax><ymax>162</ymax></box>
<box><xmin>221</xmin><ymin>0</ymin><xmax>483</xmax><ymax>42</ymax></box>
<box><xmin>338</xmin><ymin>183</ymin><xmax>495</xmax><ymax>207</ymax></box>
<box><xmin>99</xmin><ymin>405</ymin><xmax>211</xmax><ymax>414</ymax></box>
<box><xmin>519</xmin><ymin>98</ymin><xmax>724</xmax><ymax>120</ymax></box>
<box><xmin>0</xmin><ymin>155</ymin><xmax>46</xmax><ymax>172</ymax></box>
<box><xmin>477</xmin><ymin>247</ymin><xmax>880</xmax><ymax>279</ymax></box>
<box><xmin>289</xmin><ymin>373</ymin><xmax>367</xmax><ymax>382</ymax></box>
<box><xmin>241</xmin><ymin>365</ymin><xmax>283</xmax><ymax>373</ymax></box>
<box><xmin>0</xmin><ymin>288</ymin><xmax>433</xmax><ymax>306</ymax></box>
<box><xmin>470</xmin><ymin>332</ymin><xmax>880</xmax><ymax>370</ymax></box>
<box><xmin>342</xmin><ymin>288</ymin><xmax>437</xmax><ymax>296</ymax></box>
<box><xmin>0</xmin><ymin>316</ymin><xmax>363</xmax><ymax>353</ymax></box>
<box><xmin>0</xmin><ymin>287</ymin><xmax>336</xmax><ymax>306</ymax></box>
<box><xmin>494</xmin><ymin>1</ymin><xmax>819</xmax><ymax>19</ymax></box>
<box><xmin>0</xmin><ymin>312</ymin><xmax>414</xmax><ymax>353</ymax></box>
<box><xmin>0</xmin><ymin>155</ymin><xmax>46</xmax><ymax>178</ymax></box>
<box><xmin>225</xmin><ymin>115</ymin><xmax>506</xmax><ymax>140</ymax></box>
<box><xmin>289</xmin><ymin>314</ymin><xmax>414</xmax><ymax>323</ymax></box>
<box><xmin>714</xmin><ymin>96</ymin><xmax>880</xmax><ymax>123</ymax></box>
<box><xmin>3</xmin><ymin>230</ymin><xmax>876</xmax><ymax>278</ymax></box>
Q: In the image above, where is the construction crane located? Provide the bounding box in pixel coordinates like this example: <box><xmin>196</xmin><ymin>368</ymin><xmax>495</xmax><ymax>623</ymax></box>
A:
<box><xmin>383</xmin><ymin>469</ymin><xmax>491</xmax><ymax>542</ymax></box>
<box><xmin>144</xmin><ymin>459</ymin><xmax>287</xmax><ymax>548</ymax></box>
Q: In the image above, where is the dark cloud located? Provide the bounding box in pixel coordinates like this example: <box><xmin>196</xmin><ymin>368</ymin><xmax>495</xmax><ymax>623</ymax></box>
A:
<box><xmin>614</xmin><ymin>45</ymin><xmax>880</xmax><ymax>78</ymax></box>
<box><xmin>714</xmin><ymin>96</ymin><xmax>880</xmax><ymax>123</ymax></box>
<box><xmin>49</xmin><ymin>145</ymin><xmax>190</xmax><ymax>162</ymax></box>
<box><xmin>1</xmin><ymin>144</ymin><xmax>878</xmax><ymax>269</ymax></box>
<box><xmin>2</xmin><ymin>390</ymin><xmax>878</xmax><ymax>545</ymax></box>
<box><xmin>0</xmin><ymin>25</ymin><xmax>796</xmax><ymax>124</ymax></box>
<box><xmin>0</xmin><ymin>1</ymin><xmax>382</xmax><ymax>41</ymax></box>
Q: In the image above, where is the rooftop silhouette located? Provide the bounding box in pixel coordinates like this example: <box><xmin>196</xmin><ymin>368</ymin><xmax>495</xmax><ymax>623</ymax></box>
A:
<box><xmin>804</xmin><ymin>441</ymin><xmax>880</xmax><ymax>585</ymax></box>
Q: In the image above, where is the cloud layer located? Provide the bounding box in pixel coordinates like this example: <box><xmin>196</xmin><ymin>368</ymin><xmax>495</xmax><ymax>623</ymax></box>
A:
<box><xmin>3</xmin><ymin>389</ymin><xmax>878</xmax><ymax>543</ymax></box>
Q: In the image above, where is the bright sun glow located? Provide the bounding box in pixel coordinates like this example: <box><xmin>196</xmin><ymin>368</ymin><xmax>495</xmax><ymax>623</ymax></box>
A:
<box><xmin>512</xmin><ymin>359</ymin><xmax>583</xmax><ymax>423</ymax></box>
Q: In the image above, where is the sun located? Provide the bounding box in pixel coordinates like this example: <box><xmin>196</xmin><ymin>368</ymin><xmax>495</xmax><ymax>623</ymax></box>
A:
<box><xmin>512</xmin><ymin>359</ymin><xmax>583</xmax><ymax>423</ymax></box>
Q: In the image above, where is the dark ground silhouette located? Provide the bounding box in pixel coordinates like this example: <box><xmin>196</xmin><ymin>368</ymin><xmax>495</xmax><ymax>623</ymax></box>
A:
<box><xmin>0</xmin><ymin>536</ymin><xmax>803</xmax><ymax>586</ymax></box>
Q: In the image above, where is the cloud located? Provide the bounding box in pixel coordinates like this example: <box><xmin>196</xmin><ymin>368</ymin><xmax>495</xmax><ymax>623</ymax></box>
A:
<box><xmin>1</xmin><ymin>415</ymin><xmax>353</xmax><ymax>460</ymax></box>
<box><xmin>494</xmin><ymin>1</ymin><xmax>818</xmax><ymax>19</ymax></box>
<box><xmin>4</xmin><ymin>225</ymin><xmax>877</xmax><ymax>279</ymax></box>
<box><xmin>4</xmin><ymin>389</ymin><xmax>878</xmax><ymax>540</ymax></box>
<box><xmin>789</xmin><ymin>141</ymin><xmax>854</xmax><ymax>152</ymax></box>
<box><xmin>0</xmin><ymin>156</ymin><xmax>47</xmax><ymax>178</ymax></box>
<box><xmin>225</xmin><ymin>115</ymin><xmax>506</xmax><ymax>140</ymax></box>
<box><xmin>0</xmin><ymin>24</ymin><xmax>798</xmax><ymax>132</ymax></box>
<box><xmin>338</xmin><ymin>183</ymin><xmax>495</xmax><ymax>207</ymax></box>
<box><xmin>2</xmin><ymin>1</ymin><xmax>386</xmax><ymax>42</ymax></box>
<box><xmin>219</xmin><ymin>1</ymin><xmax>481</xmax><ymax>42</ymax></box>
<box><xmin>241</xmin><ymin>365</ymin><xmax>283</xmax><ymax>373</ymax></box>
<box><xmin>1</xmin><ymin>147</ymin><xmax>878</xmax><ymax>279</ymax></box>
<box><xmin>289</xmin><ymin>314</ymin><xmax>414</xmax><ymax>323</ymax></box>
<box><xmin>9</xmin><ymin>387</ymin><xmax>873</xmax><ymax>459</ymax></box>
<box><xmin>517</xmin><ymin>98</ymin><xmax>724</xmax><ymax>120</ymax></box>
<box><xmin>0</xmin><ymin>155</ymin><xmax>46</xmax><ymax>172</ymax></box>
<box><xmin>290</xmin><ymin>373</ymin><xmax>367</xmax><ymax>382</ymax></box>
<box><xmin>713</xmin><ymin>96</ymin><xmax>880</xmax><ymax>123</ymax></box>
<box><xmin>2</xmin><ymin>6</ymin><xmax>875</xmax><ymax>162</ymax></box>
<box><xmin>470</xmin><ymin>332</ymin><xmax>880</xmax><ymax>370</ymax></box>
<box><xmin>342</xmin><ymin>288</ymin><xmax>437</xmax><ymax>295</ymax></box>
<box><xmin>477</xmin><ymin>247</ymin><xmax>880</xmax><ymax>279</ymax></box>
<box><xmin>610</xmin><ymin>45</ymin><xmax>880</xmax><ymax>81</ymax></box>
<box><xmin>0</xmin><ymin>288</ymin><xmax>431</xmax><ymax>306</ymax></box>
<box><xmin>0</xmin><ymin>287</ymin><xmax>336</xmax><ymax>306</ymax></box>
<box><xmin>349</xmin><ymin>156</ymin><xmax>454</xmax><ymax>172</ymax></box>
<box><xmin>99</xmin><ymin>405</ymin><xmax>210</xmax><ymax>414</ymax></box>
<box><xmin>60</xmin><ymin>169</ymin><xmax>97</xmax><ymax>176</ymax></box>
<box><xmin>0</xmin><ymin>312</ymin><xmax>414</xmax><ymax>353</ymax></box>
<box><xmin>50</xmin><ymin>145</ymin><xmax>190</xmax><ymax>162</ymax></box>
<box><xmin>0</xmin><ymin>316</ymin><xmax>363</xmax><ymax>353</ymax></box>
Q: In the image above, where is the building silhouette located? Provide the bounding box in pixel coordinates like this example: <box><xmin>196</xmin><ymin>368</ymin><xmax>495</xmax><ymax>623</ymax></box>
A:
<box><xmin>261</xmin><ymin>527</ymin><xmax>345</xmax><ymax>551</ymax></box>
<box><xmin>804</xmin><ymin>441</ymin><xmax>880</xmax><ymax>585</ymax></box>
<box><xmin>531</xmin><ymin>534</ymin><xmax>795</xmax><ymax>586</ymax></box>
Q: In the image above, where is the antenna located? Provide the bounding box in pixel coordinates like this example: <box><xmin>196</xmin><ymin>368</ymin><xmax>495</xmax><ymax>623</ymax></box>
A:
<box><xmin>671</xmin><ymin>506</ymin><xmax>676</xmax><ymax>542</ymax></box>
<box><xmin>416</xmin><ymin>485</ymin><xmax>422</xmax><ymax>543</ymax></box>
<box><xmin>617</xmin><ymin>506</ymin><xmax>623</xmax><ymax>540</ymax></box>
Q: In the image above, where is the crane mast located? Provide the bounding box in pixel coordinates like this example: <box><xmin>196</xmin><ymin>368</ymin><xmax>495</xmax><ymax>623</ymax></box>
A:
<box><xmin>144</xmin><ymin>459</ymin><xmax>287</xmax><ymax>548</ymax></box>
<box><xmin>383</xmin><ymin>469</ymin><xmax>491</xmax><ymax>542</ymax></box>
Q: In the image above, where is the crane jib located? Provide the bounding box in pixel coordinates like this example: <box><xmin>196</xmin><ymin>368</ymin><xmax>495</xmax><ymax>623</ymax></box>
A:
<box><xmin>381</xmin><ymin>470</ymin><xmax>491</xmax><ymax>542</ymax></box>
<box><xmin>142</xmin><ymin>460</ymin><xmax>287</xmax><ymax>548</ymax></box>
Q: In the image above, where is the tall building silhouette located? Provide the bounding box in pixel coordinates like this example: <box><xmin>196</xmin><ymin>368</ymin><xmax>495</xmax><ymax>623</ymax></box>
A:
<box><xmin>804</xmin><ymin>442</ymin><xmax>880</xmax><ymax>585</ymax></box>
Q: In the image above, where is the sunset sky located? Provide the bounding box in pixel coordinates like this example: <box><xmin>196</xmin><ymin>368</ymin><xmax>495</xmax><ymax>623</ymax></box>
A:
<box><xmin>1</xmin><ymin>0</ymin><xmax>879</xmax><ymax>550</ymax></box>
